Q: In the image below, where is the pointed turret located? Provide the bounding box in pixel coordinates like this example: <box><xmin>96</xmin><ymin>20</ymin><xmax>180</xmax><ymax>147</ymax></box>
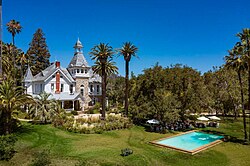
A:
<box><xmin>23</xmin><ymin>66</ymin><xmax>33</xmax><ymax>82</ymax></box>
<box><xmin>68</xmin><ymin>38</ymin><xmax>89</xmax><ymax>68</ymax></box>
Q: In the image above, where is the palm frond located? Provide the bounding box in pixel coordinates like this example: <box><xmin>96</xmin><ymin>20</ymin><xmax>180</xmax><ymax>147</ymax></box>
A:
<box><xmin>117</xmin><ymin>42</ymin><xmax>138</xmax><ymax>61</ymax></box>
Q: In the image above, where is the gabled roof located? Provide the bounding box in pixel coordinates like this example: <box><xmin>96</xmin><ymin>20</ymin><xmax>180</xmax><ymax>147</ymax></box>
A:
<box><xmin>23</xmin><ymin>66</ymin><xmax>33</xmax><ymax>82</ymax></box>
<box><xmin>33</xmin><ymin>63</ymin><xmax>75</xmax><ymax>83</ymax></box>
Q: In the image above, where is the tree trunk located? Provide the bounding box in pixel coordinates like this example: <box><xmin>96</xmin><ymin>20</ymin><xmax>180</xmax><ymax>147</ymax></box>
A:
<box><xmin>2</xmin><ymin>109</ymin><xmax>11</xmax><ymax>135</ymax></box>
<box><xmin>247</xmin><ymin>38</ymin><xmax>250</xmax><ymax>141</ymax></box>
<box><xmin>12</xmin><ymin>35</ymin><xmax>16</xmax><ymax>83</ymax></box>
<box><xmin>238</xmin><ymin>71</ymin><xmax>247</xmax><ymax>140</ymax></box>
<box><xmin>12</xmin><ymin>34</ymin><xmax>15</xmax><ymax>46</ymax></box>
<box><xmin>233</xmin><ymin>104</ymin><xmax>237</xmax><ymax>120</ymax></box>
<box><xmin>125</xmin><ymin>60</ymin><xmax>129</xmax><ymax>117</ymax></box>
<box><xmin>101</xmin><ymin>63</ymin><xmax>106</xmax><ymax>119</ymax></box>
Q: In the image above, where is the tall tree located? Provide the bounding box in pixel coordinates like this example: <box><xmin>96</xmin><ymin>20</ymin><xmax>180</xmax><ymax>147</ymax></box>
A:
<box><xmin>6</xmin><ymin>20</ymin><xmax>22</xmax><ymax>73</ymax></box>
<box><xmin>26</xmin><ymin>28</ymin><xmax>50</xmax><ymax>75</ymax></box>
<box><xmin>6</xmin><ymin>20</ymin><xmax>22</xmax><ymax>46</ymax></box>
<box><xmin>237</xmin><ymin>29</ymin><xmax>250</xmax><ymax>103</ymax></box>
<box><xmin>225</xmin><ymin>45</ymin><xmax>248</xmax><ymax>140</ymax></box>
<box><xmin>237</xmin><ymin>28</ymin><xmax>250</xmax><ymax>141</ymax></box>
<box><xmin>118</xmin><ymin>42</ymin><xmax>138</xmax><ymax>117</ymax></box>
<box><xmin>1</xmin><ymin>43</ymin><xmax>21</xmax><ymax>81</ymax></box>
<box><xmin>90</xmin><ymin>43</ymin><xmax>117</xmax><ymax>119</ymax></box>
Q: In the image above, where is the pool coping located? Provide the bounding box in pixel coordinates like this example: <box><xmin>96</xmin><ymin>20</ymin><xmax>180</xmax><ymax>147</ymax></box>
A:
<box><xmin>149</xmin><ymin>130</ymin><xmax>224</xmax><ymax>155</ymax></box>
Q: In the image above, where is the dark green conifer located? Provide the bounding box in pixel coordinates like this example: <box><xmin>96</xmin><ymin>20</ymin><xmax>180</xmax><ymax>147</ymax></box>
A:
<box><xmin>26</xmin><ymin>28</ymin><xmax>50</xmax><ymax>75</ymax></box>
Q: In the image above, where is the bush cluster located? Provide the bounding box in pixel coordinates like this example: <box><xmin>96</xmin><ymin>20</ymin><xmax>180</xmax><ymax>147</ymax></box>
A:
<box><xmin>0</xmin><ymin>134</ymin><xmax>17</xmax><ymax>161</ymax></box>
<box><xmin>53</xmin><ymin>114</ymin><xmax>133</xmax><ymax>134</ymax></box>
<box><xmin>31</xmin><ymin>150</ymin><xmax>51</xmax><ymax>166</ymax></box>
<box><xmin>121</xmin><ymin>148</ymin><xmax>133</xmax><ymax>157</ymax></box>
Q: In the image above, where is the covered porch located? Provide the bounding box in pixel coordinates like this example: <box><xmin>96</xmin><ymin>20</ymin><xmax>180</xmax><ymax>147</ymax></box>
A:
<box><xmin>61</xmin><ymin>100</ymin><xmax>81</xmax><ymax>111</ymax></box>
<box><xmin>49</xmin><ymin>92</ymin><xmax>84</xmax><ymax>112</ymax></box>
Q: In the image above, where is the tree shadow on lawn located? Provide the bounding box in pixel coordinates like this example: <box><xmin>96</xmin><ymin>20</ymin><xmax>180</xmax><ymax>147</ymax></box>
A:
<box><xmin>15</xmin><ymin>122</ymin><xmax>37</xmax><ymax>136</ymax></box>
<box><xmin>200</xmin><ymin>129</ymin><xmax>248</xmax><ymax>145</ymax></box>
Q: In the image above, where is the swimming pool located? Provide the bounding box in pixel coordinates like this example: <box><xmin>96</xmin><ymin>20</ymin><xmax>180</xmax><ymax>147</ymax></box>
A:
<box><xmin>150</xmin><ymin>131</ymin><xmax>224</xmax><ymax>154</ymax></box>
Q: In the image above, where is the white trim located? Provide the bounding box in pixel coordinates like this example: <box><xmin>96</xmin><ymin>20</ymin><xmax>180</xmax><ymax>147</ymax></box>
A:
<box><xmin>44</xmin><ymin>68</ymin><xmax>74</xmax><ymax>83</ymax></box>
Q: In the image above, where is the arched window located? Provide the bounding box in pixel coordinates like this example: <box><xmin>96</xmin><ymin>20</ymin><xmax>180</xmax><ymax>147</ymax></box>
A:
<box><xmin>80</xmin><ymin>85</ymin><xmax>84</xmax><ymax>96</ymax></box>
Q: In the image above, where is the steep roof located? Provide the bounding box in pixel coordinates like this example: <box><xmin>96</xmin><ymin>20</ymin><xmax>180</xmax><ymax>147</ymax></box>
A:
<box><xmin>68</xmin><ymin>52</ymin><xmax>89</xmax><ymax>68</ymax></box>
<box><xmin>33</xmin><ymin>63</ymin><xmax>75</xmax><ymax>83</ymax></box>
<box><xmin>23</xmin><ymin>66</ymin><xmax>34</xmax><ymax>82</ymax></box>
<box><xmin>68</xmin><ymin>38</ymin><xmax>89</xmax><ymax>68</ymax></box>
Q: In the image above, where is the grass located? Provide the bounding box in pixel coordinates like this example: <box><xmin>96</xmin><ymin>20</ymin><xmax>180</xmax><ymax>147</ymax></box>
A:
<box><xmin>0</xmin><ymin>118</ymin><xmax>250</xmax><ymax>166</ymax></box>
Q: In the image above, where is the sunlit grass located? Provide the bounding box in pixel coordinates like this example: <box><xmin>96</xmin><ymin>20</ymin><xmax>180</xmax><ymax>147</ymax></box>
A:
<box><xmin>0</xmin><ymin>118</ymin><xmax>249</xmax><ymax>166</ymax></box>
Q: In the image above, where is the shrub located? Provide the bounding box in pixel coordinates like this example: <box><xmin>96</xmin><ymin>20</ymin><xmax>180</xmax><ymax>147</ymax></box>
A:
<box><xmin>53</xmin><ymin>113</ymin><xmax>133</xmax><ymax>134</ymax></box>
<box><xmin>121</xmin><ymin>148</ymin><xmax>133</xmax><ymax>157</ymax></box>
<box><xmin>75</xmin><ymin>160</ymin><xmax>99</xmax><ymax>166</ymax></box>
<box><xmin>0</xmin><ymin>134</ymin><xmax>17</xmax><ymax>161</ymax></box>
<box><xmin>71</xmin><ymin>110</ymin><xmax>78</xmax><ymax>115</ymax></box>
<box><xmin>31</xmin><ymin>150</ymin><xmax>51</xmax><ymax>166</ymax></box>
<box><xmin>16</xmin><ymin>111</ymin><xmax>28</xmax><ymax>119</ymax></box>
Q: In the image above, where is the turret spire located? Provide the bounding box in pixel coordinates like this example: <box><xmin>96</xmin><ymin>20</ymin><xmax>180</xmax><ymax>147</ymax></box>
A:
<box><xmin>68</xmin><ymin>38</ymin><xmax>89</xmax><ymax>68</ymax></box>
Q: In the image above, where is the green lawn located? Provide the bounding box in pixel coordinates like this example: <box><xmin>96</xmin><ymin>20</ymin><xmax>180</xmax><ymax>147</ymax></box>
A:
<box><xmin>0</xmin><ymin>118</ymin><xmax>250</xmax><ymax>166</ymax></box>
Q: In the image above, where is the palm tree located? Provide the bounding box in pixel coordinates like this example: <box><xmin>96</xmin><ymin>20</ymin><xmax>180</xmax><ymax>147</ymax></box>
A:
<box><xmin>92</xmin><ymin>60</ymin><xmax>118</xmax><ymax>76</ymax></box>
<box><xmin>90</xmin><ymin>43</ymin><xmax>116</xmax><ymax>119</ymax></box>
<box><xmin>6</xmin><ymin>20</ymin><xmax>22</xmax><ymax>46</ymax></box>
<box><xmin>6</xmin><ymin>20</ymin><xmax>22</xmax><ymax>74</ymax></box>
<box><xmin>118</xmin><ymin>42</ymin><xmax>138</xmax><ymax>117</ymax></box>
<box><xmin>34</xmin><ymin>92</ymin><xmax>56</xmax><ymax>124</ymax></box>
<box><xmin>225</xmin><ymin>45</ymin><xmax>248</xmax><ymax>140</ymax></box>
<box><xmin>0</xmin><ymin>80</ymin><xmax>34</xmax><ymax>134</ymax></box>
<box><xmin>237</xmin><ymin>28</ymin><xmax>250</xmax><ymax>141</ymax></box>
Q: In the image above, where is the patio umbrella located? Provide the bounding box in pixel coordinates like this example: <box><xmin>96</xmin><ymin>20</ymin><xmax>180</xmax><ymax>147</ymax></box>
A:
<box><xmin>146</xmin><ymin>119</ymin><xmax>160</xmax><ymax>124</ymax></box>
<box><xmin>209</xmin><ymin>116</ymin><xmax>221</xmax><ymax>121</ymax></box>
<box><xmin>197</xmin><ymin>116</ymin><xmax>209</xmax><ymax>121</ymax></box>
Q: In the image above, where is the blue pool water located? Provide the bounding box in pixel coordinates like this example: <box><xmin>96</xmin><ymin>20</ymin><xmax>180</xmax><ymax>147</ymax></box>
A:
<box><xmin>156</xmin><ymin>132</ymin><xmax>224</xmax><ymax>151</ymax></box>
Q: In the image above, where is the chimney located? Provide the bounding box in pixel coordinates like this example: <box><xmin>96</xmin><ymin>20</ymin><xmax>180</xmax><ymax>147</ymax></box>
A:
<box><xmin>55</xmin><ymin>61</ymin><xmax>60</xmax><ymax>68</ymax></box>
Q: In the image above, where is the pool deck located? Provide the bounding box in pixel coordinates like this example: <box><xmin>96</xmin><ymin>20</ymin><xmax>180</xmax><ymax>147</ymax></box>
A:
<box><xmin>150</xmin><ymin>130</ymin><xmax>224</xmax><ymax>155</ymax></box>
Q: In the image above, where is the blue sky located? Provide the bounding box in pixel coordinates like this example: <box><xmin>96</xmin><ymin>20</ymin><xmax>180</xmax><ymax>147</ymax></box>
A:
<box><xmin>3</xmin><ymin>0</ymin><xmax>250</xmax><ymax>76</ymax></box>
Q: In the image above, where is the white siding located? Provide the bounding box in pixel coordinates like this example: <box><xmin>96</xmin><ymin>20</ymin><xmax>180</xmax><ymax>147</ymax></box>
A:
<box><xmin>25</xmin><ymin>83</ymin><xmax>33</xmax><ymax>95</ymax></box>
<box><xmin>44</xmin><ymin>73</ymin><xmax>73</xmax><ymax>94</ymax></box>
